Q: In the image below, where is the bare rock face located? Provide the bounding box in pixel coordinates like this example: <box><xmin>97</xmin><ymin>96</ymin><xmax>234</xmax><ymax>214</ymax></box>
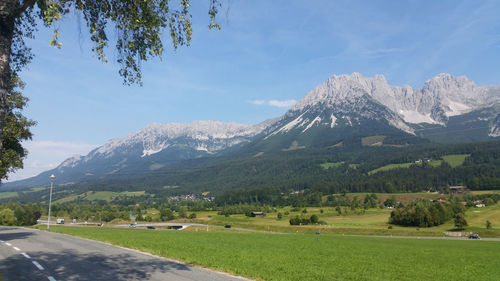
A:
<box><xmin>490</xmin><ymin>114</ymin><xmax>500</xmax><ymax>137</ymax></box>
<box><xmin>90</xmin><ymin>120</ymin><xmax>272</xmax><ymax>159</ymax></box>
<box><xmin>291</xmin><ymin>72</ymin><xmax>500</xmax><ymax>127</ymax></box>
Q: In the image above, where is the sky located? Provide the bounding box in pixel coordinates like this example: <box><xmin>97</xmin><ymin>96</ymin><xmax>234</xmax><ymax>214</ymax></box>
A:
<box><xmin>5</xmin><ymin>0</ymin><xmax>500</xmax><ymax>182</ymax></box>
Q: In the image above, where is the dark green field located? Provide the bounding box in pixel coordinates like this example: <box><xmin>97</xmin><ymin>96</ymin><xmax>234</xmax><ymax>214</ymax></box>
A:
<box><xmin>41</xmin><ymin>226</ymin><xmax>499</xmax><ymax>281</ymax></box>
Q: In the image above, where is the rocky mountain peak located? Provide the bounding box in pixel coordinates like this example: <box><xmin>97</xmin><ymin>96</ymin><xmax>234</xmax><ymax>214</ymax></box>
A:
<box><xmin>291</xmin><ymin>72</ymin><xmax>499</xmax><ymax>125</ymax></box>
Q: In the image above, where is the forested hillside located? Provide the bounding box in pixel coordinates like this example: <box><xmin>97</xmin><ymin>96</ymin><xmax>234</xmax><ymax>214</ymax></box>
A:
<box><xmin>5</xmin><ymin>140</ymin><xmax>499</xmax><ymax>205</ymax></box>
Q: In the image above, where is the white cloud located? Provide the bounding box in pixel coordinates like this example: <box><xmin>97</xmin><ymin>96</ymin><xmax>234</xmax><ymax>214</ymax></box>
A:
<box><xmin>5</xmin><ymin>140</ymin><xmax>98</xmax><ymax>182</ymax></box>
<box><xmin>248</xmin><ymin>100</ymin><xmax>266</xmax><ymax>105</ymax></box>
<box><xmin>248</xmin><ymin>99</ymin><xmax>297</xmax><ymax>108</ymax></box>
<box><xmin>268</xmin><ymin>99</ymin><xmax>297</xmax><ymax>108</ymax></box>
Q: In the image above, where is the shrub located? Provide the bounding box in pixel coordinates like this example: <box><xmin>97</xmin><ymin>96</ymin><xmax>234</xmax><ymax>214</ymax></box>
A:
<box><xmin>486</xmin><ymin>220</ymin><xmax>492</xmax><ymax>229</ymax></box>
<box><xmin>484</xmin><ymin>198</ymin><xmax>495</xmax><ymax>206</ymax></box>
<box><xmin>277</xmin><ymin>213</ymin><xmax>283</xmax><ymax>220</ymax></box>
<box><xmin>289</xmin><ymin>216</ymin><xmax>302</xmax><ymax>225</ymax></box>
<box><xmin>0</xmin><ymin>208</ymin><xmax>15</xmax><ymax>225</ymax></box>
<box><xmin>310</xmin><ymin>214</ymin><xmax>319</xmax><ymax>224</ymax></box>
<box><xmin>289</xmin><ymin>216</ymin><xmax>313</xmax><ymax>225</ymax></box>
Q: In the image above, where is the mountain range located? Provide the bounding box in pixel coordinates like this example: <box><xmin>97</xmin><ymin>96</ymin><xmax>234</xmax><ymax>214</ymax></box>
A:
<box><xmin>5</xmin><ymin>73</ymin><xmax>500</xmax><ymax>188</ymax></box>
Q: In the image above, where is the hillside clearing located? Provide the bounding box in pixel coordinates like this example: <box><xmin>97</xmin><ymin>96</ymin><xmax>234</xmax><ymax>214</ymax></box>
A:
<box><xmin>369</xmin><ymin>154</ymin><xmax>469</xmax><ymax>174</ymax></box>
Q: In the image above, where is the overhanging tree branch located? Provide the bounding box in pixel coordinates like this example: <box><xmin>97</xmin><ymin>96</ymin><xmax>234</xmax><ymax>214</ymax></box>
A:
<box><xmin>15</xmin><ymin>0</ymin><xmax>37</xmax><ymax>18</ymax></box>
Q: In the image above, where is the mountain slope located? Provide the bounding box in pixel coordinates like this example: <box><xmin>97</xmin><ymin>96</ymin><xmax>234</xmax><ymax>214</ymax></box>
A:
<box><xmin>5</xmin><ymin>72</ymin><xmax>500</xmax><ymax>189</ymax></box>
<box><xmin>6</xmin><ymin>120</ymin><xmax>275</xmax><ymax>187</ymax></box>
<box><xmin>253</xmin><ymin>73</ymin><xmax>500</xmax><ymax>151</ymax></box>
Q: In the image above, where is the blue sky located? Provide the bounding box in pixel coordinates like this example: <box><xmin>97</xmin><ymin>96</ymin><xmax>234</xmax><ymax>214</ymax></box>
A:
<box><xmin>7</xmin><ymin>0</ymin><xmax>500</xmax><ymax>181</ymax></box>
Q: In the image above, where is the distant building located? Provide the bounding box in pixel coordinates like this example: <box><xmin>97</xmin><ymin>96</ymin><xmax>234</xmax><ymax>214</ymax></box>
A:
<box><xmin>250</xmin><ymin>211</ymin><xmax>266</xmax><ymax>217</ymax></box>
<box><xmin>448</xmin><ymin>186</ymin><xmax>467</xmax><ymax>194</ymax></box>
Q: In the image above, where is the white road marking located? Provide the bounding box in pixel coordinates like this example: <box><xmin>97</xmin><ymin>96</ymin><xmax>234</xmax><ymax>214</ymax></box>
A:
<box><xmin>32</xmin><ymin>261</ymin><xmax>44</xmax><ymax>270</ymax></box>
<box><xmin>5</xmin><ymin>242</ymin><xmax>11</xmax><ymax>246</ymax></box>
<box><xmin>13</xmin><ymin>246</ymin><xmax>20</xmax><ymax>251</ymax></box>
<box><xmin>22</xmin><ymin>253</ymin><xmax>31</xmax><ymax>259</ymax></box>
<box><xmin>48</xmin><ymin>276</ymin><xmax>57</xmax><ymax>281</ymax></box>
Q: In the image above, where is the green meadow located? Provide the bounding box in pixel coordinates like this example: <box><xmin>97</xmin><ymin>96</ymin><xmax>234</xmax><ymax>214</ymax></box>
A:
<box><xmin>442</xmin><ymin>154</ymin><xmax>469</xmax><ymax>168</ymax></box>
<box><xmin>320</xmin><ymin>162</ymin><xmax>343</xmax><ymax>169</ymax></box>
<box><xmin>55</xmin><ymin>190</ymin><xmax>146</xmax><ymax>203</ymax></box>
<box><xmin>42</xmin><ymin>226</ymin><xmax>500</xmax><ymax>281</ymax></box>
<box><xmin>369</xmin><ymin>154</ymin><xmax>469</xmax><ymax>174</ymax></box>
<box><xmin>0</xmin><ymin>192</ymin><xmax>18</xmax><ymax>199</ymax></box>
<box><xmin>182</xmin><ymin>201</ymin><xmax>500</xmax><ymax>238</ymax></box>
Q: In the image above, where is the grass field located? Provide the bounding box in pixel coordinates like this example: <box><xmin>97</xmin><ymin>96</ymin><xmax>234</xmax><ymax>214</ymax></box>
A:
<box><xmin>282</xmin><ymin>141</ymin><xmax>306</xmax><ymax>151</ymax></box>
<box><xmin>22</xmin><ymin>186</ymin><xmax>47</xmax><ymax>193</ymax></box>
<box><xmin>55</xmin><ymin>190</ymin><xmax>147</xmax><ymax>203</ymax></box>
<box><xmin>361</xmin><ymin>135</ymin><xmax>386</xmax><ymax>146</ymax></box>
<box><xmin>369</xmin><ymin>154</ymin><xmax>469</xmax><ymax>174</ymax></box>
<box><xmin>471</xmin><ymin>190</ymin><xmax>500</xmax><ymax>194</ymax></box>
<box><xmin>442</xmin><ymin>154</ymin><xmax>469</xmax><ymax>168</ymax></box>
<box><xmin>369</xmin><ymin>162</ymin><xmax>416</xmax><ymax>174</ymax></box>
<box><xmin>40</xmin><ymin>225</ymin><xmax>500</xmax><ymax>281</ymax></box>
<box><xmin>0</xmin><ymin>192</ymin><xmax>18</xmax><ymax>199</ymax></box>
<box><xmin>320</xmin><ymin>162</ymin><xmax>343</xmax><ymax>169</ymax></box>
<box><xmin>320</xmin><ymin>162</ymin><xmax>359</xmax><ymax>169</ymax></box>
<box><xmin>466</xmin><ymin>203</ymin><xmax>500</xmax><ymax>229</ymax></box>
<box><xmin>177</xmin><ymin>195</ymin><xmax>500</xmax><ymax>238</ymax></box>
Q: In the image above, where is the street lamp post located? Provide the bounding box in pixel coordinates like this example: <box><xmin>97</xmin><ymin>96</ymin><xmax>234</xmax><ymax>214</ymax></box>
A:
<box><xmin>47</xmin><ymin>174</ymin><xmax>55</xmax><ymax>229</ymax></box>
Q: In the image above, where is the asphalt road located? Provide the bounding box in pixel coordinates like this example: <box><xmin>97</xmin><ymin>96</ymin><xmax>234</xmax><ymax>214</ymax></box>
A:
<box><xmin>0</xmin><ymin>226</ymin><xmax>250</xmax><ymax>281</ymax></box>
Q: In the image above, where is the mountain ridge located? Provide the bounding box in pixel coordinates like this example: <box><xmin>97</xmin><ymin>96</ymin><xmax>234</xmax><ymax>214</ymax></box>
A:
<box><xmin>4</xmin><ymin>72</ymin><xmax>500</xmax><ymax>188</ymax></box>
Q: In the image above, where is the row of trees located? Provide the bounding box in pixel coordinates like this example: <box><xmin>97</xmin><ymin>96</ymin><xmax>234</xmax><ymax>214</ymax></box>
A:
<box><xmin>0</xmin><ymin>202</ymin><xmax>41</xmax><ymax>225</ymax></box>
<box><xmin>389</xmin><ymin>199</ymin><xmax>466</xmax><ymax>228</ymax></box>
<box><xmin>289</xmin><ymin>214</ymin><xmax>323</xmax><ymax>225</ymax></box>
<box><xmin>217</xmin><ymin>204</ymin><xmax>274</xmax><ymax>216</ymax></box>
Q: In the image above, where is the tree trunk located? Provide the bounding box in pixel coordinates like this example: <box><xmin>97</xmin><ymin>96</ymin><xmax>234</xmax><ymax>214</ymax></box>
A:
<box><xmin>0</xmin><ymin>0</ymin><xmax>18</xmax><ymax>159</ymax></box>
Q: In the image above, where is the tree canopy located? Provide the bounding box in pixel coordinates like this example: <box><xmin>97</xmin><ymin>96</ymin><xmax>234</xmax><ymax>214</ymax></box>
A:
<box><xmin>0</xmin><ymin>0</ymin><xmax>221</xmax><ymax>180</ymax></box>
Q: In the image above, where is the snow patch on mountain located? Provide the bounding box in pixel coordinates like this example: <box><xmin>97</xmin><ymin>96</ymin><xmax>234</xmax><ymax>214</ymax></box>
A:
<box><xmin>58</xmin><ymin>155</ymin><xmax>82</xmax><ymax>169</ymax></box>
<box><xmin>269</xmin><ymin>112</ymin><xmax>308</xmax><ymax>136</ymax></box>
<box><xmin>489</xmin><ymin>115</ymin><xmax>500</xmax><ymax>137</ymax></box>
<box><xmin>52</xmin><ymin>119</ymin><xmax>276</xmax><ymax>173</ymax></box>
<box><xmin>90</xmin><ymin>120</ymin><xmax>270</xmax><ymax>158</ymax></box>
<box><xmin>330</xmin><ymin>114</ymin><xmax>337</xmax><ymax>128</ymax></box>
<box><xmin>303</xmin><ymin>116</ymin><xmax>322</xmax><ymax>132</ymax></box>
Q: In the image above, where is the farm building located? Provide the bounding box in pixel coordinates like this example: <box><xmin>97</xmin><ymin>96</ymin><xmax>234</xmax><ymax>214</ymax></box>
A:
<box><xmin>448</xmin><ymin>186</ymin><xmax>467</xmax><ymax>194</ymax></box>
<box><xmin>250</xmin><ymin>211</ymin><xmax>266</xmax><ymax>217</ymax></box>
